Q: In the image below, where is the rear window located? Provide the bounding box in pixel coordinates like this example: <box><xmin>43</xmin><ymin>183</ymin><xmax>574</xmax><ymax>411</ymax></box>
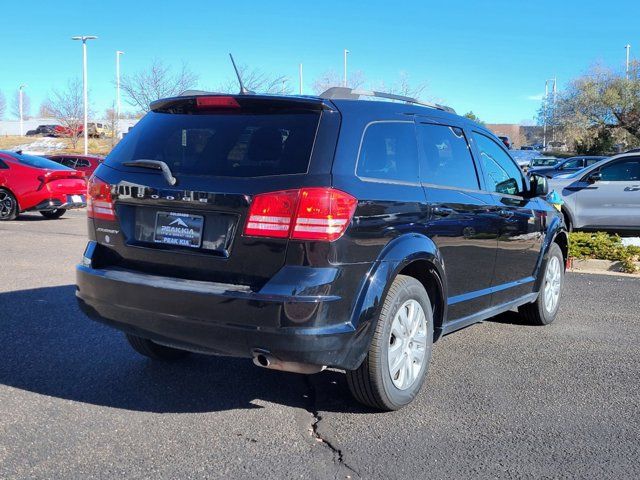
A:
<box><xmin>105</xmin><ymin>111</ymin><xmax>320</xmax><ymax>177</ymax></box>
<box><xmin>11</xmin><ymin>153</ymin><xmax>72</xmax><ymax>170</ymax></box>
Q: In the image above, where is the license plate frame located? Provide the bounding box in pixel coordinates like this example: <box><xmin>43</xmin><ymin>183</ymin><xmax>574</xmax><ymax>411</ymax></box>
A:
<box><xmin>153</xmin><ymin>211</ymin><xmax>204</xmax><ymax>249</ymax></box>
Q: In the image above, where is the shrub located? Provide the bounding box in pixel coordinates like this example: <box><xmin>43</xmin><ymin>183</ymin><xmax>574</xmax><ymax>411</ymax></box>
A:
<box><xmin>568</xmin><ymin>232</ymin><xmax>640</xmax><ymax>273</ymax></box>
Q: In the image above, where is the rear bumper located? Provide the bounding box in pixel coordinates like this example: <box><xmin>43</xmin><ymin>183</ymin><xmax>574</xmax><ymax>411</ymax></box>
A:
<box><xmin>32</xmin><ymin>195</ymin><xmax>86</xmax><ymax>211</ymax></box>
<box><xmin>75</xmin><ymin>249</ymin><xmax>366</xmax><ymax>369</ymax></box>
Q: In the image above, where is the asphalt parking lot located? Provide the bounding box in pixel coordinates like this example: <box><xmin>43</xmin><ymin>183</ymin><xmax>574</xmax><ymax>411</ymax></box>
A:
<box><xmin>1</xmin><ymin>210</ymin><xmax>639</xmax><ymax>479</ymax></box>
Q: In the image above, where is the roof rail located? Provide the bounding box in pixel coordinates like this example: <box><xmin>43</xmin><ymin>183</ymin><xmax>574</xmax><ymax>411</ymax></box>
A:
<box><xmin>319</xmin><ymin>87</ymin><xmax>456</xmax><ymax>114</ymax></box>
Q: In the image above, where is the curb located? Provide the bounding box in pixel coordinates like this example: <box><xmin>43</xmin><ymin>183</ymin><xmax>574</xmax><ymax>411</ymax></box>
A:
<box><xmin>568</xmin><ymin>258</ymin><xmax>640</xmax><ymax>277</ymax></box>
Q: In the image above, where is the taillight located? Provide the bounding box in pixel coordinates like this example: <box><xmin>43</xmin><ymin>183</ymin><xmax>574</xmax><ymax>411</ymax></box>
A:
<box><xmin>196</xmin><ymin>96</ymin><xmax>240</xmax><ymax>109</ymax></box>
<box><xmin>244</xmin><ymin>189</ymin><xmax>299</xmax><ymax>238</ymax></box>
<box><xmin>244</xmin><ymin>188</ymin><xmax>357</xmax><ymax>242</ymax></box>
<box><xmin>87</xmin><ymin>177</ymin><xmax>115</xmax><ymax>221</ymax></box>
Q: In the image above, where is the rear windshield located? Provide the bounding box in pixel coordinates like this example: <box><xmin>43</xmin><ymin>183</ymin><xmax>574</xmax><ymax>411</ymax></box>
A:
<box><xmin>105</xmin><ymin>111</ymin><xmax>320</xmax><ymax>177</ymax></box>
<box><xmin>11</xmin><ymin>153</ymin><xmax>71</xmax><ymax>170</ymax></box>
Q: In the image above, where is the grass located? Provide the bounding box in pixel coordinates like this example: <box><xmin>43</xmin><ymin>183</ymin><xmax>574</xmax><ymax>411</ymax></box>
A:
<box><xmin>0</xmin><ymin>135</ymin><xmax>116</xmax><ymax>156</ymax></box>
<box><xmin>569</xmin><ymin>232</ymin><xmax>640</xmax><ymax>273</ymax></box>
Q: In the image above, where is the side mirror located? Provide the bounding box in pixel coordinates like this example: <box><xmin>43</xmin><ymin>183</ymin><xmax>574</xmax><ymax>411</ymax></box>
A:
<box><xmin>529</xmin><ymin>173</ymin><xmax>548</xmax><ymax>197</ymax></box>
<box><xmin>587</xmin><ymin>172</ymin><xmax>602</xmax><ymax>184</ymax></box>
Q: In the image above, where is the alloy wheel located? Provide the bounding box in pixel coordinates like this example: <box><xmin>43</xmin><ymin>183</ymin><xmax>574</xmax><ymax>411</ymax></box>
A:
<box><xmin>387</xmin><ymin>299</ymin><xmax>428</xmax><ymax>390</ymax></box>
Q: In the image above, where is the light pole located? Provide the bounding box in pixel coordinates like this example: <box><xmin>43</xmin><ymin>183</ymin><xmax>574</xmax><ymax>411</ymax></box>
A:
<box><xmin>299</xmin><ymin>63</ymin><xmax>303</xmax><ymax>95</ymax></box>
<box><xmin>343</xmin><ymin>49</ymin><xmax>350</xmax><ymax>87</ymax></box>
<box><xmin>116</xmin><ymin>50</ymin><xmax>124</xmax><ymax>139</ymax></box>
<box><xmin>19</xmin><ymin>84</ymin><xmax>26</xmax><ymax>136</ymax></box>
<box><xmin>542</xmin><ymin>77</ymin><xmax>557</xmax><ymax>149</ymax></box>
<box><xmin>72</xmin><ymin>35</ymin><xmax>98</xmax><ymax>155</ymax></box>
<box><xmin>625</xmin><ymin>44</ymin><xmax>631</xmax><ymax>80</ymax></box>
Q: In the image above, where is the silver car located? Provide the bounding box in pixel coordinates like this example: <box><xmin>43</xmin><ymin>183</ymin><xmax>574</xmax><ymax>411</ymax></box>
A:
<box><xmin>547</xmin><ymin>153</ymin><xmax>640</xmax><ymax>230</ymax></box>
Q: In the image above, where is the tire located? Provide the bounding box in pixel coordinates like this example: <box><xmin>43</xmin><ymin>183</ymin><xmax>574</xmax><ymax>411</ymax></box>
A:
<box><xmin>125</xmin><ymin>333</ymin><xmax>191</xmax><ymax>361</ymax></box>
<box><xmin>518</xmin><ymin>243</ymin><xmax>564</xmax><ymax>326</ymax></box>
<box><xmin>40</xmin><ymin>209</ymin><xmax>66</xmax><ymax>219</ymax></box>
<box><xmin>0</xmin><ymin>189</ymin><xmax>18</xmax><ymax>221</ymax></box>
<box><xmin>346</xmin><ymin>275</ymin><xmax>434</xmax><ymax>411</ymax></box>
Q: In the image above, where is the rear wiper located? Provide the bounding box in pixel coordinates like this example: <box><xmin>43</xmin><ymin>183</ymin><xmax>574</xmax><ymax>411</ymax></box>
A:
<box><xmin>122</xmin><ymin>160</ymin><xmax>177</xmax><ymax>186</ymax></box>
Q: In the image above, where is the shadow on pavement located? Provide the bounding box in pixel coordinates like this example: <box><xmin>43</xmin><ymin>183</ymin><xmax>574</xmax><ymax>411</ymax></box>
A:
<box><xmin>0</xmin><ymin>285</ymin><xmax>368</xmax><ymax>414</ymax></box>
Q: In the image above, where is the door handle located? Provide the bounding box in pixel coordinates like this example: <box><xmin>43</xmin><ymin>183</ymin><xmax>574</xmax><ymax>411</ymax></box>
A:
<box><xmin>432</xmin><ymin>206</ymin><xmax>455</xmax><ymax>217</ymax></box>
<box><xmin>498</xmin><ymin>209</ymin><xmax>514</xmax><ymax>218</ymax></box>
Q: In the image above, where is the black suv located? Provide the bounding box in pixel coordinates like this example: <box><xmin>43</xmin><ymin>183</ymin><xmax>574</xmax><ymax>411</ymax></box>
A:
<box><xmin>76</xmin><ymin>88</ymin><xmax>568</xmax><ymax>411</ymax></box>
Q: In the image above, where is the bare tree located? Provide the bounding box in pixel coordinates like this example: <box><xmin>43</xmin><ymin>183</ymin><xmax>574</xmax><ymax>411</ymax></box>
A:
<box><xmin>120</xmin><ymin>59</ymin><xmax>198</xmax><ymax>113</ymax></box>
<box><xmin>104</xmin><ymin>104</ymin><xmax>119</xmax><ymax>147</ymax></box>
<box><xmin>11</xmin><ymin>90</ymin><xmax>31</xmax><ymax>119</ymax></box>
<box><xmin>38</xmin><ymin>98</ymin><xmax>55</xmax><ymax>118</ymax></box>
<box><xmin>312</xmin><ymin>69</ymin><xmax>366</xmax><ymax>94</ymax></box>
<box><xmin>0</xmin><ymin>90</ymin><xmax>5</xmax><ymax>119</ymax></box>
<box><xmin>47</xmin><ymin>79</ymin><xmax>84</xmax><ymax>149</ymax></box>
<box><xmin>216</xmin><ymin>65</ymin><xmax>291</xmax><ymax>94</ymax></box>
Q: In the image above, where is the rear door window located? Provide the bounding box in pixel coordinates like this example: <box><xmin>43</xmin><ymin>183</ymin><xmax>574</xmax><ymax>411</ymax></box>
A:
<box><xmin>356</xmin><ymin>122</ymin><xmax>419</xmax><ymax>183</ymax></box>
<box><xmin>105</xmin><ymin>111</ymin><xmax>320</xmax><ymax>177</ymax></box>
<box><xmin>417</xmin><ymin>124</ymin><xmax>479</xmax><ymax>190</ymax></box>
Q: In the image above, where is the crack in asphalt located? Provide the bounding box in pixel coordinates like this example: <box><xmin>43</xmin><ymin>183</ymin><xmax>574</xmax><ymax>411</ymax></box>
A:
<box><xmin>303</xmin><ymin>376</ymin><xmax>360</xmax><ymax>479</ymax></box>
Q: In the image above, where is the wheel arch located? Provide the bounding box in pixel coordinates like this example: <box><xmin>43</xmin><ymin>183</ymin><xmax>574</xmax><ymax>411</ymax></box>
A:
<box><xmin>344</xmin><ymin>234</ymin><xmax>448</xmax><ymax>370</ymax></box>
<box><xmin>0</xmin><ymin>186</ymin><xmax>20</xmax><ymax>214</ymax></box>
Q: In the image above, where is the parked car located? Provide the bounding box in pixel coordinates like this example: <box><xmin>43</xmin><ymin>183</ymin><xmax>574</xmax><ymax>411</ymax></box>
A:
<box><xmin>88</xmin><ymin>122</ymin><xmax>108</xmax><ymax>138</ymax></box>
<box><xmin>510</xmin><ymin>149</ymin><xmax>541</xmax><ymax>171</ymax></box>
<box><xmin>548</xmin><ymin>153</ymin><xmax>640</xmax><ymax>230</ymax></box>
<box><xmin>75</xmin><ymin>90</ymin><xmax>568</xmax><ymax>411</ymax></box>
<box><xmin>53</xmin><ymin>125</ymin><xmax>83</xmax><ymax>137</ymax></box>
<box><xmin>25</xmin><ymin>124</ymin><xmax>58</xmax><ymax>137</ymax></box>
<box><xmin>529</xmin><ymin>157</ymin><xmax>560</xmax><ymax>168</ymax></box>
<box><xmin>0</xmin><ymin>150</ymin><xmax>87</xmax><ymax>220</ymax></box>
<box><xmin>529</xmin><ymin>156</ymin><xmax>607</xmax><ymax>178</ymax></box>
<box><xmin>497</xmin><ymin>135</ymin><xmax>511</xmax><ymax>149</ymax></box>
<box><xmin>46</xmin><ymin>154</ymin><xmax>103</xmax><ymax>176</ymax></box>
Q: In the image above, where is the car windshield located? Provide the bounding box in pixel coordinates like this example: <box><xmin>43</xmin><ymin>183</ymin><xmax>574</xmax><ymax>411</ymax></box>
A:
<box><xmin>8</xmin><ymin>152</ymin><xmax>72</xmax><ymax>170</ymax></box>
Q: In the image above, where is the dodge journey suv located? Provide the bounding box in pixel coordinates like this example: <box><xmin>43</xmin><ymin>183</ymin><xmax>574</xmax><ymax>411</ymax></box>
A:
<box><xmin>76</xmin><ymin>88</ymin><xmax>568</xmax><ymax>410</ymax></box>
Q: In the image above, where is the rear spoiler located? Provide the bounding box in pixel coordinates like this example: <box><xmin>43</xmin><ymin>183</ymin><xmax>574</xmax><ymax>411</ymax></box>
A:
<box><xmin>149</xmin><ymin>94</ymin><xmax>337</xmax><ymax>114</ymax></box>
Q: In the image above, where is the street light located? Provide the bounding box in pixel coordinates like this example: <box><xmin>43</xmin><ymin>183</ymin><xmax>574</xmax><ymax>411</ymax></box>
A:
<box><xmin>116</xmin><ymin>50</ymin><xmax>124</xmax><ymax>139</ymax></box>
<box><xmin>71</xmin><ymin>35</ymin><xmax>98</xmax><ymax>155</ymax></box>
<box><xmin>343</xmin><ymin>49</ymin><xmax>350</xmax><ymax>87</ymax></box>
<box><xmin>625</xmin><ymin>44</ymin><xmax>631</xmax><ymax>80</ymax></box>
<box><xmin>19</xmin><ymin>84</ymin><xmax>27</xmax><ymax>136</ymax></box>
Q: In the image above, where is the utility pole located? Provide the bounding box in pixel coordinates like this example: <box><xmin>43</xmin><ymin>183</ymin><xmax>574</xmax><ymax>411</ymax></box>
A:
<box><xmin>116</xmin><ymin>51</ymin><xmax>124</xmax><ymax>139</ymax></box>
<box><xmin>343</xmin><ymin>49</ymin><xmax>350</xmax><ymax>87</ymax></box>
<box><xmin>625</xmin><ymin>44</ymin><xmax>631</xmax><ymax>80</ymax></box>
<box><xmin>72</xmin><ymin>35</ymin><xmax>98</xmax><ymax>155</ymax></box>
<box><xmin>299</xmin><ymin>63</ymin><xmax>303</xmax><ymax>95</ymax></box>
<box><xmin>19</xmin><ymin>84</ymin><xmax>26</xmax><ymax>136</ymax></box>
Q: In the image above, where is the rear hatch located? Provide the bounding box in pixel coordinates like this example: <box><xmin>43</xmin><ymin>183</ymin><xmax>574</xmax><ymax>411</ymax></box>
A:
<box><xmin>89</xmin><ymin>94</ymin><xmax>340</xmax><ymax>289</ymax></box>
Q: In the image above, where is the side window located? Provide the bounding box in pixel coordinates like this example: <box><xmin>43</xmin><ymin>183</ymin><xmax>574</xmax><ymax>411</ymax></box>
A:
<box><xmin>472</xmin><ymin>132</ymin><xmax>525</xmax><ymax>196</ymax></box>
<box><xmin>76</xmin><ymin>159</ymin><xmax>91</xmax><ymax>168</ymax></box>
<box><xmin>357</xmin><ymin>122</ymin><xmax>419</xmax><ymax>183</ymax></box>
<box><xmin>0</xmin><ymin>159</ymin><xmax>8</xmax><ymax>169</ymax></box>
<box><xmin>599</xmin><ymin>157</ymin><xmax>640</xmax><ymax>181</ymax></box>
<box><xmin>417</xmin><ymin>124</ymin><xmax>479</xmax><ymax>189</ymax></box>
<box><xmin>561</xmin><ymin>158</ymin><xmax>581</xmax><ymax>169</ymax></box>
<box><xmin>585</xmin><ymin>158</ymin><xmax>600</xmax><ymax>166</ymax></box>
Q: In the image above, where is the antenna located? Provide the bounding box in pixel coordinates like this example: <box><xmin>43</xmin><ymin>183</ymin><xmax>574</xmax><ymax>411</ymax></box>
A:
<box><xmin>229</xmin><ymin>53</ymin><xmax>253</xmax><ymax>95</ymax></box>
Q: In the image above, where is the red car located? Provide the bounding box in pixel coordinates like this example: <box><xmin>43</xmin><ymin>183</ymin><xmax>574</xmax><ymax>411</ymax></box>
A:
<box><xmin>53</xmin><ymin>125</ymin><xmax>83</xmax><ymax>137</ymax></box>
<box><xmin>46</xmin><ymin>154</ymin><xmax>104</xmax><ymax>177</ymax></box>
<box><xmin>0</xmin><ymin>150</ymin><xmax>87</xmax><ymax>220</ymax></box>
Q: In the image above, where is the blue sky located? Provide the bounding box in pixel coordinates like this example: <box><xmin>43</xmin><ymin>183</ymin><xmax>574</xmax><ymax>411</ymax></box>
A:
<box><xmin>1</xmin><ymin>0</ymin><xmax>638</xmax><ymax>123</ymax></box>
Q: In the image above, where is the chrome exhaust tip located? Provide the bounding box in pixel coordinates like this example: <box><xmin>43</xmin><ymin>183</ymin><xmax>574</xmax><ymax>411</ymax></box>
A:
<box><xmin>251</xmin><ymin>350</ymin><xmax>325</xmax><ymax>375</ymax></box>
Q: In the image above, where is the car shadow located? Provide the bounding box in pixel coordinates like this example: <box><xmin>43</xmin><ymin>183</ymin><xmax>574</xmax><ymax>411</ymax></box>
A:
<box><xmin>15</xmin><ymin>213</ymin><xmax>71</xmax><ymax>221</ymax></box>
<box><xmin>485</xmin><ymin>310</ymin><xmax>531</xmax><ymax>326</ymax></box>
<box><xmin>0</xmin><ymin>285</ymin><xmax>371</xmax><ymax>414</ymax></box>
